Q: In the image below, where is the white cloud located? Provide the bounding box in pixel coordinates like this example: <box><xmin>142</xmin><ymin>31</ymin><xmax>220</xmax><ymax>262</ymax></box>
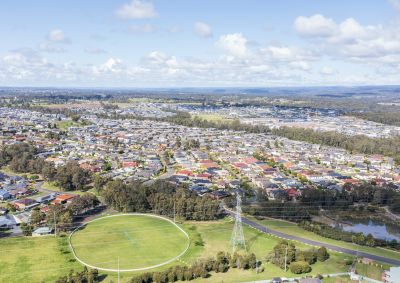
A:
<box><xmin>216</xmin><ymin>33</ymin><xmax>248</xmax><ymax>57</ymax></box>
<box><xmin>92</xmin><ymin>58</ymin><xmax>124</xmax><ymax>74</ymax></box>
<box><xmin>194</xmin><ymin>22</ymin><xmax>212</xmax><ymax>38</ymax></box>
<box><xmin>320</xmin><ymin>66</ymin><xmax>335</xmax><ymax>75</ymax></box>
<box><xmin>294</xmin><ymin>14</ymin><xmax>337</xmax><ymax>37</ymax></box>
<box><xmin>295</xmin><ymin>14</ymin><xmax>400</xmax><ymax>64</ymax></box>
<box><xmin>47</xmin><ymin>29</ymin><xmax>70</xmax><ymax>43</ymax></box>
<box><xmin>129</xmin><ymin>23</ymin><xmax>155</xmax><ymax>33</ymax></box>
<box><xmin>266</xmin><ymin>46</ymin><xmax>295</xmax><ymax>60</ymax></box>
<box><xmin>115</xmin><ymin>0</ymin><xmax>157</xmax><ymax>19</ymax></box>
<box><xmin>289</xmin><ymin>61</ymin><xmax>311</xmax><ymax>71</ymax></box>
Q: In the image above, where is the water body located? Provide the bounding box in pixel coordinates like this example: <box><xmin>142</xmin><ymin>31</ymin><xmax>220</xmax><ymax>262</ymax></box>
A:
<box><xmin>339</xmin><ymin>219</ymin><xmax>400</xmax><ymax>242</ymax></box>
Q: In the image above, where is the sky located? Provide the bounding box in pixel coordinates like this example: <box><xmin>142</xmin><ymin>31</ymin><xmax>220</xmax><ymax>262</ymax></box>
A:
<box><xmin>1</xmin><ymin>0</ymin><xmax>400</xmax><ymax>87</ymax></box>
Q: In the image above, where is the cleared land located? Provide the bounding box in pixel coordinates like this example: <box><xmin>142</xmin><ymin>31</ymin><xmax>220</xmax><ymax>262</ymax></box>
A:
<box><xmin>69</xmin><ymin>214</ymin><xmax>189</xmax><ymax>271</ymax></box>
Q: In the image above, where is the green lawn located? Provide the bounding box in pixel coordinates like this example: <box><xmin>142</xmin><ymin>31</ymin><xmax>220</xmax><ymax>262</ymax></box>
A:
<box><xmin>248</xmin><ymin>216</ymin><xmax>400</xmax><ymax>261</ymax></box>
<box><xmin>183</xmin><ymin>218</ymin><xmax>352</xmax><ymax>283</ymax></box>
<box><xmin>0</xmin><ymin>236</ymin><xmax>81</xmax><ymax>283</ymax></box>
<box><xmin>355</xmin><ymin>262</ymin><xmax>387</xmax><ymax>280</ymax></box>
<box><xmin>0</xmin><ymin>216</ymin><xmax>355</xmax><ymax>283</ymax></box>
<box><xmin>194</xmin><ymin>113</ymin><xmax>232</xmax><ymax>122</ymax></box>
<box><xmin>55</xmin><ymin>120</ymin><xmax>80</xmax><ymax>129</ymax></box>
<box><xmin>70</xmin><ymin>214</ymin><xmax>190</xmax><ymax>270</ymax></box>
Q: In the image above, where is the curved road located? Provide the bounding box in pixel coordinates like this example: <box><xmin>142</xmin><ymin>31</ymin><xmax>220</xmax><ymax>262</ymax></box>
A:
<box><xmin>226</xmin><ymin>210</ymin><xmax>400</xmax><ymax>266</ymax></box>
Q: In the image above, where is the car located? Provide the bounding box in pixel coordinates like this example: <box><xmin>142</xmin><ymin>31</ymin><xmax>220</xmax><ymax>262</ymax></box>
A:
<box><xmin>272</xmin><ymin>278</ymin><xmax>282</xmax><ymax>283</ymax></box>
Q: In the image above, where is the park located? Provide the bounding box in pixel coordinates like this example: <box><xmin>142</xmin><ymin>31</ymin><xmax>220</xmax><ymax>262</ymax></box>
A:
<box><xmin>69</xmin><ymin>214</ymin><xmax>190</xmax><ymax>272</ymax></box>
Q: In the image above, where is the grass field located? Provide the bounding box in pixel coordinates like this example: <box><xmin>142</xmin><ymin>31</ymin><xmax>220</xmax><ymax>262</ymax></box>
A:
<box><xmin>0</xmin><ymin>236</ymin><xmax>81</xmax><ymax>283</ymax></box>
<box><xmin>355</xmin><ymin>262</ymin><xmax>387</xmax><ymax>280</ymax></box>
<box><xmin>69</xmin><ymin>214</ymin><xmax>190</xmax><ymax>271</ymax></box>
<box><xmin>187</xmin><ymin>219</ymin><xmax>352</xmax><ymax>283</ymax></box>
<box><xmin>55</xmin><ymin>120</ymin><xmax>81</xmax><ymax>129</ymax></box>
<box><xmin>194</xmin><ymin>113</ymin><xmax>232</xmax><ymax>122</ymax></box>
<box><xmin>0</xmin><ymin>216</ymin><xmax>361</xmax><ymax>283</ymax></box>
<box><xmin>248</xmin><ymin>216</ymin><xmax>400</xmax><ymax>261</ymax></box>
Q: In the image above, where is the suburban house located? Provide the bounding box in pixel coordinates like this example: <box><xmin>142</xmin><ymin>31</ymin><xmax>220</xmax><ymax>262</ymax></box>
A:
<box><xmin>0</xmin><ymin>189</ymin><xmax>11</xmax><ymax>200</ymax></box>
<box><xmin>32</xmin><ymin>226</ymin><xmax>53</xmax><ymax>237</ymax></box>
<box><xmin>13</xmin><ymin>198</ymin><xmax>38</xmax><ymax>211</ymax></box>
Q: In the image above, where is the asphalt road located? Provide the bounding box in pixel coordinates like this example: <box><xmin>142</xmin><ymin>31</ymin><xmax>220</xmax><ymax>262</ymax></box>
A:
<box><xmin>142</xmin><ymin>165</ymin><xmax>174</xmax><ymax>186</ymax></box>
<box><xmin>226</xmin><ymin>210</ymin><xmax>400</xmax><ymax>266</ymax></box>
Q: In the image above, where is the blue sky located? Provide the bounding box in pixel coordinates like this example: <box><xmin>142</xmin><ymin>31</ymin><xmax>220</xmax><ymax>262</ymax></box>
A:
<box><xmin>1</xmin><ymin>0</ymin><xmax>400</xmax><ymax>87</ymax></box>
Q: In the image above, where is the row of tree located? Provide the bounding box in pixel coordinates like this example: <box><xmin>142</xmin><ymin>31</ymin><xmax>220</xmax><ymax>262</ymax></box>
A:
<box><xmin>299</xmin><ymin>221</ymin><xmax>400</xmax><ymax>250</ymax></box>
<box><xmin>102</xmin><ymin>179</ymin><xmax>221</xmax><ymax>221</ymax></box>
<box><xmin>55</xmin><ymin>267</ymin><xmax>99</xmax><ymax>283</ymax></box>
<box><xmin>300</xmin><ymin>184</ymin><xmax>400</xmax><ymax>214</ymax></box>
<box><xmin>129</xmin><ymin>251</ymin><xmax>259</xmax><ymax>283</ymax></box>
<box><xmin>268</xmin><ymin>241</ymin><xmax>329</xmax><ymax>274</ymax></box>
<box><xmin>243</xmin><ymin>201</ymin><xmax>311</xmax><ymax>222</ymax></box>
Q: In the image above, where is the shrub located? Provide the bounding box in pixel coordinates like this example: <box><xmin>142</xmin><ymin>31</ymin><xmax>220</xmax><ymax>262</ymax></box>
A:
<box><xmin>289</xmin><ymin>261</ymin><xmax>312</xmax><ymax>274</ymax></box>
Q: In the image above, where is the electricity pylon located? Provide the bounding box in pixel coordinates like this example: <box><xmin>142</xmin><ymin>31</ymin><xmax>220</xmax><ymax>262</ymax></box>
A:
<box><xmin>230</xmin><ymin>193</ymin><xmax>246</xmax><ymax>252</ymax></box>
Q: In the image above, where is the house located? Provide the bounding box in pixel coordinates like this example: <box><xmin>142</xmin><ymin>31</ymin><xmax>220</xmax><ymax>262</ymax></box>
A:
<box><xmin>176</xmin><ymin>170</ymin><xmax>194</xmax><ymax>177</ymax></box>
<box><xmin>0</xmin><ymin>189</ymin><xmax>11</xmax><ymax>200</ymax></box>
<box><xmin>210</xmin><ymin>190</ymin><xmax>231</xmax><ymax>199</ymax></box>
<box><xmin>0</xmin><ymin>215</ymin><xmax>16</xmax><ymax>228</ymax></box>
<box><xmin>32</xmin><ymin>226</ymin><xmax>53</xmax><ymax>237</ymax></box>
<box><xmin>35</xmin><ymin>194</ymin><xmax>57</xmax><ymax>204</ymax></box>
<box><xmin>122</xmin><ymin>161</ymin><xmax>138</xmax><ymax>168</ymax></box>
<box><xmin>13</xmin><ymin>198</ymin><xmax>38</xmax><ymax>210</ymax></box>
<box><xmin>53</xmin><ymin>194</ymin><xmax>77</xmax><ymax>205</ymax></box>
<box><xmin>0</xmin><ymin>207</ymin><xmax>8</xmax><ymax>215</ymax></box>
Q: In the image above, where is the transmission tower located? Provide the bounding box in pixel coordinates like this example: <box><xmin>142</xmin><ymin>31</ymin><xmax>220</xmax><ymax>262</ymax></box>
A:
<box><xmin>230</xmin><ymin>193</ymin><xmax>246</xmax><ymax>252</ymax></box>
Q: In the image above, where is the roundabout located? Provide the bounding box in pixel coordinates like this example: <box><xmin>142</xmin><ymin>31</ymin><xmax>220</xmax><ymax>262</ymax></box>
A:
<box><xmin>68</xmin><ymin>214</ymin><xmax>190</xmax><ymax>272</ymax></box>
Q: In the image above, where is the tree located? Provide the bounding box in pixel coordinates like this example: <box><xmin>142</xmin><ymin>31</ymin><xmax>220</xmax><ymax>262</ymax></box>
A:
<box><xmin>46</xmin><ymin>205</ymin><xmax>73</xmax><ymax>233</ymax></box>
<box><xmin>289</xmin><ymin>261</ymin><xmax>311</xmax><ymax>274</ymax></box>
<box><xmin>271</xmin><ymin>241</ymin><xmax>296</xmax><ymax>269</ymax></box>
<box><xmin>317</xmin><ymin>246</ymin><xmax>330</xmax><ymax>262</ymax></box>
<box><xmin>30</xmin><ymin>208</ymin><xmax>45</xmax><ymax>227</ymax></box>
<box><xmin>21</xmin><ymin>223</ymin><xmax>33</xmax><ymax>236</ymax></box>
<box><xmin>71</xmin><ymin>115</ymin><xmax>81</xmax><ymax>122</ymax></box>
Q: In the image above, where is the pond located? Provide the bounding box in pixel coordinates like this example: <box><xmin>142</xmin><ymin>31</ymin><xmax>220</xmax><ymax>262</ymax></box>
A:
<box><xmin>337</xmin><ymin>219</ymin><xmax>400</xmax><ymax>242</ymax></box>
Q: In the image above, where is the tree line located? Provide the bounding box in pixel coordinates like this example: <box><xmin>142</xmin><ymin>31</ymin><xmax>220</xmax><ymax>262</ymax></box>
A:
<box><xmin>129</xmin><ymin>251</ymin><xmax>259</xmax><ymax>283</ymax></box>
<box><xmin>299</xmin><ymin>221</ymin><xmax>400</xmax><ymax>250</ymax></box>
<box><xmin>101</xmin><ymin>179</ymin><xmax>221</xmax><ymax>221</ymax></box>
<box><xmin>243</xmin><ymin>201</ymin><xmax>311</xmax><ymax>222</ymax></box>
<box><xmin>349</xmin><ymin>111</ymin><xmax>400</xmax><ymax>127</ymax></box>
<box><xmin>300</xmin><ymin>183</ymin><xmax>400</xmax><ymax>214</ymax></box>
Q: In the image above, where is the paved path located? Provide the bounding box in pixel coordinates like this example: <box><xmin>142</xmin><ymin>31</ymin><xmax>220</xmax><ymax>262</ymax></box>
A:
<box><xmin>34</xmin><ymin>181</ymin><xmax>79</xmax><ymax>196</ymax></box>
<box><xmin>225</xmin><ymin>209</ymin><xmax>400</xmax><ymax>266</ymax></box>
